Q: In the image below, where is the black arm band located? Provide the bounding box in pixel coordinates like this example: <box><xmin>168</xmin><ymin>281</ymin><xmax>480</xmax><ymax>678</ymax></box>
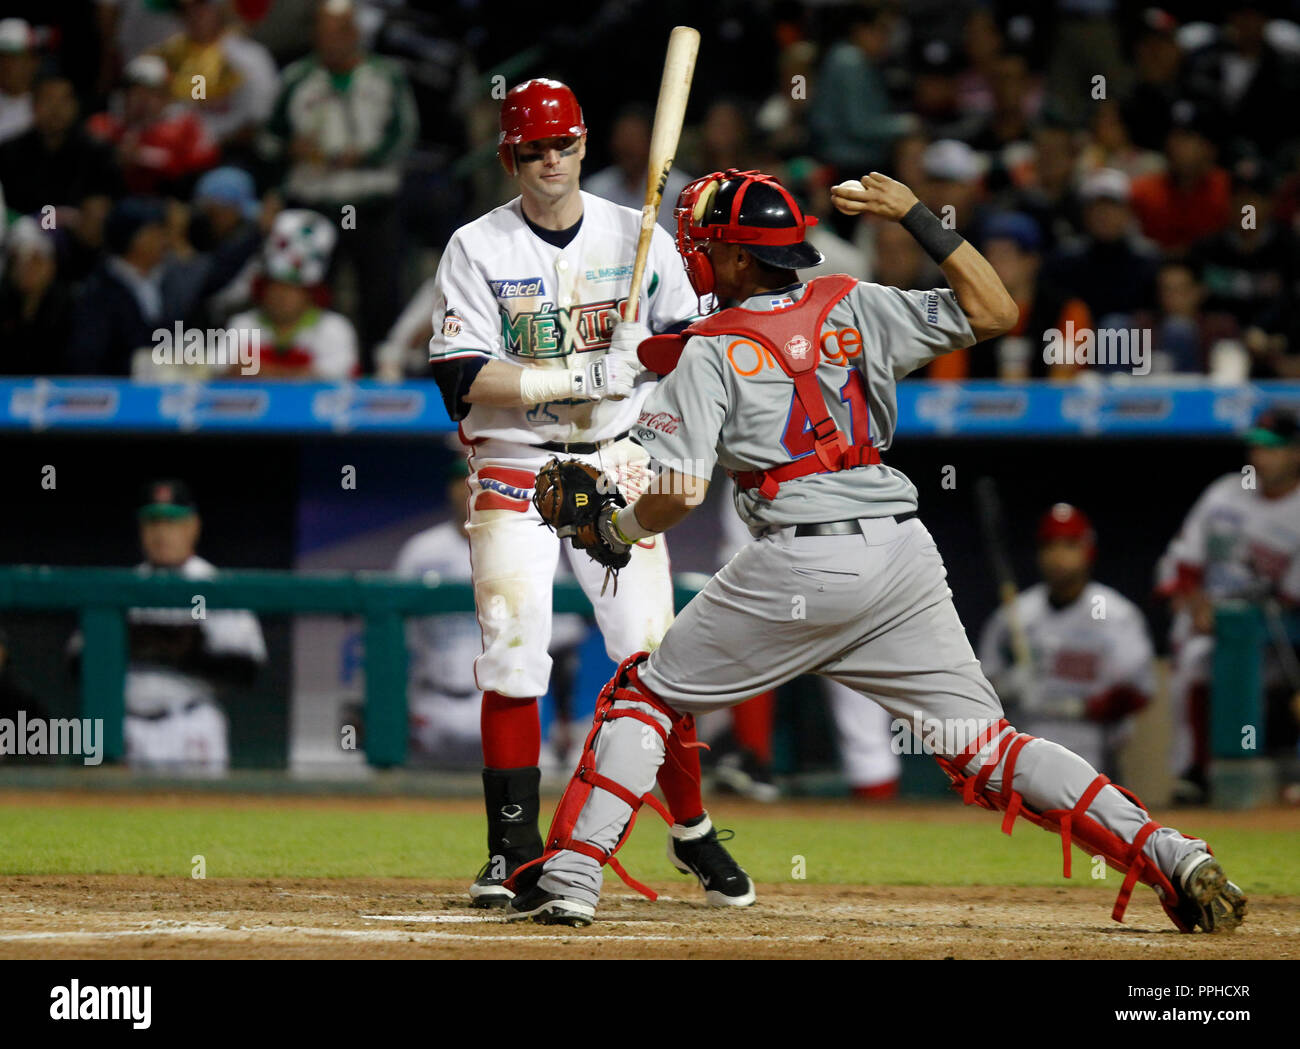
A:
<box><xmin>899</xmin><ymin>202</ymin><xmax>966</xmax><ymax>265</ymax></box>
<box><xmin>431</xmin><ymin>356</ymin><xmax>489</xmax><ymax>422</ymax></box>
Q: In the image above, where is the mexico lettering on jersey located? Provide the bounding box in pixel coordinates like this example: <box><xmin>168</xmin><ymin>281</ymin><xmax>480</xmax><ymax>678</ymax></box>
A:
<box><xmin>978</xmin><ymin>582</ymin><xmax>1156</xmax><ymax>707</ymax></box>
<box><xmin>1156</xmin><ymin>472</ymin><xmax>1300</xmax><ymax>603</ymax></box>
<box><xmin>428</xmin><ymin>191</ymin><xmax>700</xmax><ymax>447</ymax></box>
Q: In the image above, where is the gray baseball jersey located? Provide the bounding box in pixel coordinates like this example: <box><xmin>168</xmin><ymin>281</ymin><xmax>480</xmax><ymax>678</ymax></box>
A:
<box><xmin>630</xmin><ymin>279</ymin><xmax>974</xmax><ymax>530</ymax></box>
<box><xmin>537</xmin><ymin>278</ymin><xmax>1212</xmax><ymax>922</ymax></box>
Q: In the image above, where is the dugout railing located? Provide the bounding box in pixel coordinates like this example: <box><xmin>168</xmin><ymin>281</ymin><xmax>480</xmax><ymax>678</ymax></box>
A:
<box><xmin>0</xmin><ymin>566</ymin><xmax>704</xmax><ymax>768</ymax></box>
<box><xmin>0</xmin><ymin>567</ymin><xmax>1293</xmax><ymax>798</ymax></box>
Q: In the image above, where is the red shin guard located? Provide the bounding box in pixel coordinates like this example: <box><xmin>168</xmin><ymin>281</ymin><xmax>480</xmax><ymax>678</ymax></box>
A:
<box><xmin>935</xmin><ymin>719</ymin><xmax>1187</xmax><ymax>926</ymax></box>
<box><xmin>505</xmin><ymin>652</ymin><xmax>690</xmax><ymax>901</ymax></box>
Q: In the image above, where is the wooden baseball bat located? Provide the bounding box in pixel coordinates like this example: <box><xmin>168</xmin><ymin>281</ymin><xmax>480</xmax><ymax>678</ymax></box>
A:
<box><xmin>623</xmin><ymin>25</ymin><xmax>700</xmax><ymax>322</ymax></box>
<box><xmin>973</xmin><ymin>476</ymin><xmax>1033</xmax><ymax>670</ymax></box>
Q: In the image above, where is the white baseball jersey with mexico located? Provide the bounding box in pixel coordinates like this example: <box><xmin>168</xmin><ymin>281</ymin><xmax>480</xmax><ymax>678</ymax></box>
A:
<box><xmin>979</xmin><ymin>581</ymin><xmax>1155</xmax><ymax>772</ymax></box>
<box><xmin>427</xmin><ymin>191</ymin><xmax>698</xmax><ymax>700</ymax></box>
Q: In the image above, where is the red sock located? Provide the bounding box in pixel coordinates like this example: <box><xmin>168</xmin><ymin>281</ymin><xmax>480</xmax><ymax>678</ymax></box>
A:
<box><xmin>658</xmin><ymin>719</ymin><xmax>704</xmax><ymax>825</ymax></box>
<box><xmin>480</xmin><ymin>691</ymin><xmax>540</xmax><ymax>769</ymax></box>
<box><xmin>852</xmin><ymin>779</ymin><xmax>899</xmax><ymax>801</ymax></box>
<box><xmin>731</xmin><ymin>691</ymin><xmax>775</xmax><ymax>764</ymax></box>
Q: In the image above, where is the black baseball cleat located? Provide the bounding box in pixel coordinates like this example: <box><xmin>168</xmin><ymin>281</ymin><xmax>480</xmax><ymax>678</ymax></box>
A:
<box><xmin>667</xmin><ymin>813</ymin><xmax>756</xmax><ymax>907</ymax></box>
<box><xmin>469</xmin><ymin>856</ymin><xmax>523</xmax><ymax>909</ymax></box>
<box><xmin>1166</xmin><ymin>851</ymin><xmax>1248</xmax><ymax>933</ymax></box>
<box><xmin>505</xmin><ymin>884</ymin><xmax>596</xmax><ymax>927</ymax></box>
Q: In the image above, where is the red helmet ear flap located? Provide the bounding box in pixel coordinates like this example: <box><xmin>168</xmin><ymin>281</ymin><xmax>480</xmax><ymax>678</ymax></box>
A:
<box><xmin>498</xmin><ymin>143</ymin><xmax>517</xmax><ymax>175</ymax></box>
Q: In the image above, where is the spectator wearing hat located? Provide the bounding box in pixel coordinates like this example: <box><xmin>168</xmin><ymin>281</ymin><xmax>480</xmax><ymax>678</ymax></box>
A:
<box><xmin>259</xmin><ymin>0</ymin><xmax>417</xmax><ymax>358</ymax></box>
<box><xmin>1156</xmin><ymin>409</ymin><xmax>1300</xmax><ymax>800</ymax></box>
<box><xmin>66</xmin><ymin>196</ymin><xmax>177</xmax><ymax>376</ymax></box>
<box><xmin>0</xmin><ymin>18</ymin><xmax>38</xmax><ymax>146</ymax></box>
<box><xmin>0</xmin><ymin>217</ymin><xmax>73</xmax><ymax>375</ymax></box>
<box><xmin>177</xmin><ymin>164</ymin><xmax>267</xmax><ymax>325</ymax></box>
<box><xmin>964</xmin><ymin>211</ymin><xmax>1086</xmax><ymax>380</ymax></box>
<box><xmin>0</xmin><ymin>73</ymin><xmax>120</xmax><ymax>273</ymax></box>
<box><xmin>1129</xmin><ymin>99</ymin><xmax>1231</xmax><ymax>253</ymax></box>
<box><xmin>225</xmin><ymin>208</ymin><xmax>358</xmax><ymax>378</ymax></box>
<box><xmin>68</xmin><ymin>479</ymin><xmax>267</xmax><ymax>774</ymax></box>
<box><xmin>917</xmin><ymin>138</ymin><xmax>989</xmax><ymax>238</ymax></box>
<box><xmin>1042</xmin><ymin>167</ymin><xmax>1158</xmax><ymax>329</ymax></box>
<box><xmin>87</xmin><ymin>53</ymin><xmax>220</xmax><ymax>197</ymax></box>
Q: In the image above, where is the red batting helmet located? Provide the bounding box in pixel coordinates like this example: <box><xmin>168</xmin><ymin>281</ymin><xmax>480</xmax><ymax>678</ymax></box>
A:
<box><xmin>674</xmin><ymin>169</ymin><xmax>824</xmax><ymax>297</ymax></box>
<box><xmin>1036</xmin><ymin>503</ymin><xmax>1096</xmax><ymax>557</ymax></box>
<box><xmin>497</xmin><ymin>78</ymin><xmax>587</xmax><ymax>175</ymax></box>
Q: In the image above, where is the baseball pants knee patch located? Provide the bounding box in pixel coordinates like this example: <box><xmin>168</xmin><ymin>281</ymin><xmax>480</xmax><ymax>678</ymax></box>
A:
<box><xmin>934</xmin><ymin>718</ymin><xmax>1189</xmax><ymax>926</ymax></box>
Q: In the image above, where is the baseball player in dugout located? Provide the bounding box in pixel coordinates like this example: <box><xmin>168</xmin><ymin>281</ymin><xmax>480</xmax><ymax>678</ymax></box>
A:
<box><xmin>504</xmin><ymin>166</ymin><xmax>1249</xmax><ymax>935</ymax></box>
<box><xmin>979</xmin><ymin>505</ymin><xmax>1156</xmax><ymax>779</ymax></box>
<box><xmin>427</xmin><ymin>79</ymin><xmax>754</xmax><ymax>908</ymax></box>
<box><xmin>68</xmin><ymin>481</ymin><xmax>267</xmax><ymax>773</ymax></box>
<box><xmin>1156</xmin><ymin>409</ymin><xmax>1300</xmax><ymax>802</ymax></box>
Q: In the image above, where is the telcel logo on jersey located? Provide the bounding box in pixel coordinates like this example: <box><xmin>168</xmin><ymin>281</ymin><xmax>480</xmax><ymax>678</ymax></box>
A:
<box><xmin>50</xmin><ymin>980</ymin><xmax>151</xmax><ymax>1029</ymax></box>
<box><xmin>152</xmin><ymin>322</ymin><xmax>260</xmax><ymax>375</ymax></box>
<box><xmin>489</xmin><ymin>277</ymin><xmax>546</xmax><ymax>298</ymax></box>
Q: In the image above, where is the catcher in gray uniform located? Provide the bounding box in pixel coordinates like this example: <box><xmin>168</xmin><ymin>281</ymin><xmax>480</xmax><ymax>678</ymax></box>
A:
<box><xmin>505</xmin><ymin>168</ymin><xmax>1248</xmax><ymax>933</ymax></box>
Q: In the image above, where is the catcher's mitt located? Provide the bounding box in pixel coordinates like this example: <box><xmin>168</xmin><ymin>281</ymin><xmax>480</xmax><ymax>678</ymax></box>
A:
<box><xmin>532</xmin><ymin>457</ymin><xmax>632</xmax><ymax>591</ymax></box>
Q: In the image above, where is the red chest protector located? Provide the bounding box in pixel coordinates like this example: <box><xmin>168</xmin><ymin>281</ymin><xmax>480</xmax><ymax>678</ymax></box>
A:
<box><xmin>681</xmin><ymin>274</ymin><xmax>880</xmax><ymax>500</ymax></box>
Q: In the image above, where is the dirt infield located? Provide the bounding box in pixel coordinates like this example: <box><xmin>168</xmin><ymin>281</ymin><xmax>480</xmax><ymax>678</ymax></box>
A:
<box><xmin>1</xmin><ymin>794</ymin><xmax>1295</xmax><ymax>959</ymax></box>
<box><xmin>0</xmin><ymin>876</ymin><xmax>1292</xmax><ymax>960</ymax></box>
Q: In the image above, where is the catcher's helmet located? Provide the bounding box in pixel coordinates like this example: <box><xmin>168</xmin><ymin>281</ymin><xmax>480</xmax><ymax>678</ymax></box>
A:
<box><xmin>498</xmin><ymin>78</ymin><xmax>587</xmax><ymax>175</ymax></box>
<box><xmin>1036</xmin><ymin>503</ymin><xmax>1096</xmax><ymax>557</ymax></box>
<box><xmin>674</xmin><ymin>169</ymin><xmax>824</xmax><ymax>296</ymax></box>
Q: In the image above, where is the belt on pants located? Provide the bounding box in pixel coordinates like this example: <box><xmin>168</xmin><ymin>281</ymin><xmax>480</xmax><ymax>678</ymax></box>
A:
<box><xmin>534</xmin><ymin>430</ymin><xmax>630</xmax><ymax>455</ymax></box>
<box><xmin>793</xmin><ymin>511</ymin><xmax>918</xmax><ymax>537</ymax></box>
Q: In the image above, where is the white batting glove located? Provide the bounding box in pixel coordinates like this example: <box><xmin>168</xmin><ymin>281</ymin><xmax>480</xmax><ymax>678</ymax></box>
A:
<box><xmin>571</xmin><ymin>353</ymin><xmax>637</xmax><ymax>401</ymax></box>
<box><xmin>608</xmin><ymin>319</ymin><xmax>651</xmax><ymax>358</ymax></box>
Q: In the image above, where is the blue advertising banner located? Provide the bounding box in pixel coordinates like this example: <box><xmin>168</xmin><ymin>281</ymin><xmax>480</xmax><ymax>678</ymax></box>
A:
<box><xmin>2</xmin><ymin>378</ymin><xmax>1298</xmax><ymax>437</ymax></box>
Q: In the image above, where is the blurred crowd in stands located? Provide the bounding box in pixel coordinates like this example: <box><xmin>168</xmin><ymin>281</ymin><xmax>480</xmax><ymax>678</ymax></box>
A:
<box><xmin>2</xmin><ymin>0</ymin><xmax>1300</xmax><ymax>382</ymax></box>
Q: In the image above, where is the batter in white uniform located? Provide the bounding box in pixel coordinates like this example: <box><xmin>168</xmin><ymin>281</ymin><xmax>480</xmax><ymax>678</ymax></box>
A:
<box><xmin>426</xmin><ymin>78</ymin><xmax>749</xmax><ymax>907</ymax></box>
<box><xmin>979</xmin><ymin>504</ymin><xmax>1155</xmax><ymax>777</ymax></box>
<box><xmin>503</xmin><ymin>168</ymin><xmax>1246</xmax><ymax>935</ymax></box>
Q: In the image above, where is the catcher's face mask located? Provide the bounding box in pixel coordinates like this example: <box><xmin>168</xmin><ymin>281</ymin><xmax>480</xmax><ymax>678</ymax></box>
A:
<box><xmin>673</xmin><ymin>169</ymin><xmax>820</xmax><ymax>299</ymax></box>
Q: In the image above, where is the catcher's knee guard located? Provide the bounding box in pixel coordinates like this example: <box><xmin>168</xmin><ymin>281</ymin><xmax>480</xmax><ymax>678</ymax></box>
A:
<box><xmin>506</xmin><ymin>652</ymin><xmax>695</xmax><ymax>901</ymax></box>
<box><xmin>935</xmin><ymin>718</ymin><xmax>1192</xmax><ymax>928</ymax></box>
